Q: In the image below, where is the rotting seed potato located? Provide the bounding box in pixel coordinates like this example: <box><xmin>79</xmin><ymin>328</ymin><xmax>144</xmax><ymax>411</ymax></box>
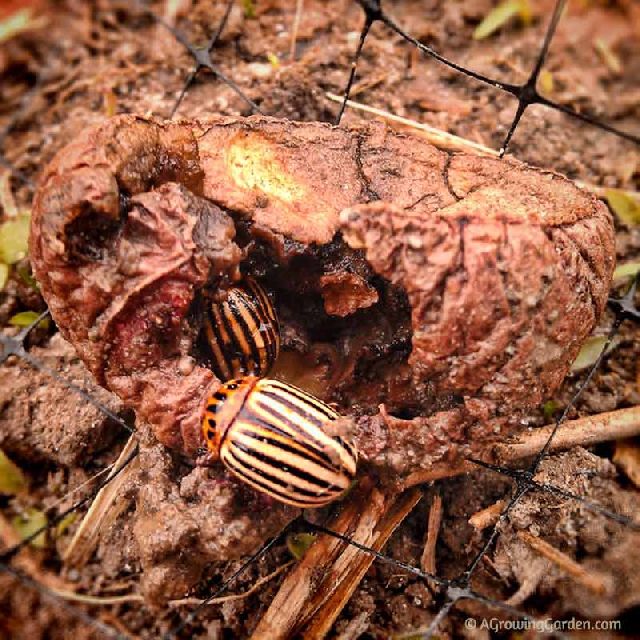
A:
<box><xmin>29</xmin><ymin>114</ymin><xmax>615</xmax><ymax>602</ymax></box>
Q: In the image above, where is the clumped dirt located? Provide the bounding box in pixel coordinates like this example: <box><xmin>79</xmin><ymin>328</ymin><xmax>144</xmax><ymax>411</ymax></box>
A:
<box><xmin>495</xmin><ymin>448</ymin><xmax>640</xmax><ymax>618</ymax></box>
<box><xmin>131</xmin><ymin>429</ymin><xmax>297</xmax><ymax>604</ymax></box>
<box><xmin>0</xmin><ymin>1</ymin><xmax>638</xmax><ymax>638</ymax></box>
<box><xmin>0</xmin><ymin>334</ymin><xmax>126</xmax><ymax>466</ymax></box>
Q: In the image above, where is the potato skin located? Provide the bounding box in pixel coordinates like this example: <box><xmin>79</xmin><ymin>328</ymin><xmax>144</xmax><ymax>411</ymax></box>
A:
<box><xmin>30</xmin><ymin>115</ymin><xmax>615</xmax><ymax>479</ymax></box>
<box><xmin>340</xmin><ymin>165</ymin><xmax>615</xmax><ymax>416</ymax></box>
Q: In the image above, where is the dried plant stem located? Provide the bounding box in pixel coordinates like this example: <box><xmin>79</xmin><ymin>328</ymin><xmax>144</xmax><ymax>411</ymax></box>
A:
<box><xmin>301</xmin><ymin>488</ymin><xmax>422</xmax><ymax>639</ymax></box>
<box><xmin>335</xmin><ymin>611</ymin><xmax>370</xmax><ymax>640</ymax></box>
<box><xmin>407</xmin><ymin>406</ymin><xmax>640</xmax><ymax>488</ymax></box>
<box><xmin>253</xmin><ymin>483</ymin><xmax>422</xmax><ymax>639</ymax></box>
<box><xmin>420</xmin><ymin>491</ymin><xmax>442</xmax><ymax>575</ymax></box>
<box><xmin>469</xmin><ymin>499</ymin><xmax>508</xmax><ymax>532</ymax></box>
<box><xmin>517</xmin><ymin>531</ymin><xmax>611</xmax><ymax>596</ymax></box>
<box><xmin>326</xmin><ymin>92</ymin><xmax>499</xmax><ymax>156</ymax></box>
<box><xmin>406</xmin><ymin>462</ymin><xmax>475</xmax><ymax>488</ymax></box>
<box><xmin>348</xmin><ymin>73</ymin><xmax>388</xmax><ymax>98</ymax></box>
<box><xmin>168</xmin><ymin>560</ymin><xmax>295</xmax><ymax>607</ymax></box>
<box><xmin>290</xmin><ymin>0</ymin><xmax>304</xmax><ymax>61</ymax></box>
<box><xmin>63</xmin><ymin>435</ymin><xmax>138</xmax><ymax>567</ymax></box>
<box><xmin>14</xmin><ymin>554</ymin><xmax>295</xmax><ymax>608</ymax></box>
<box><xmin>493</xmin><ymin>406</ymin><xmax>640</xmax><ymax>461</ymax></box>
<box><xmin>47</xmin><ymin>463</ymin><xmax>117</xmax><ymax>513</ymax></box>
<box><xmin>0</xmin><ymin>170</ymin><xmax>19</xmax><ymax>217</ymax></box>
<box><xmin>47</xmin><ymin>590</ymin><xmax>144</xmax><ymax>606</ymax></box>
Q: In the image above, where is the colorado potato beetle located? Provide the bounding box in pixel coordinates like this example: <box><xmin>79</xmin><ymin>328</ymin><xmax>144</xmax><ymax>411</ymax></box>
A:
<box><xmin>202</xmin><ymin>376</ymin><xmax>358</xmax><ymax>507</ymax></box>
<box><xmin>203</xmin><ymin>278</ymin><xmax>280</xmax><ymax>380</ymax></box>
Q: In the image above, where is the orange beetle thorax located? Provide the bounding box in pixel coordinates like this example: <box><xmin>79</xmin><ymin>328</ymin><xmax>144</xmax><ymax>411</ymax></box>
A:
<box><xmin>202</xmin><ymin>376</ymin><xmax>259</xmax><ymax>457</ymax></box>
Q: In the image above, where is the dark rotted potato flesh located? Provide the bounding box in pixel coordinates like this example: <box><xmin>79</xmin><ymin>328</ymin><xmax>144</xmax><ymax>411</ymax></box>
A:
<box><xmin>29</xmin><ymin>115</ymin><xmax>615</xmax><ymax>599</ymax></box>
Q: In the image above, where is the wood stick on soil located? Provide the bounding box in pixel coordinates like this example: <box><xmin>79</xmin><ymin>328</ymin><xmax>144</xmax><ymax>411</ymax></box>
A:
<box><xmin>493</xmin><ymin>406</ymin><xmax>640</xmax><ymax>462</ymax></box>
<box><xmin>252</xmin><ymin>483</ymin><xmax>422</xmax><ymax>640</ymax></box>
<box><xmin>300</xmin><ymin>487</ymin><xmax>423</xmax><ymax>640</ymax></box>
<box><xmin>468</xmin><ymin>499</ymin><xmax>508</xmax><ymax>532</ymax></box>
<box><xmin>420</xmin><ymin>491</ymin><xmax>442</xmax><ymax>575</ymax></box>
<box><xmin>517</xmin><ymin>531</ymin><xmax>611</xmax><ymax>596</ymax></box>
<box><xmin>63</xmin><ymin>435</ymin><xmax>138</xmax><ymax>567</ymax></box>
<box><xmin>406</xmin><ymin>405</ymin><xmax>640</xmax><ymax>488</ymax></box>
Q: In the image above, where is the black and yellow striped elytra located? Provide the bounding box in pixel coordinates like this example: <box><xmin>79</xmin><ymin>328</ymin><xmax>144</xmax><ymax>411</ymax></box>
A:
<box><xmin>202</xmin><ymin>377</ymin><xmax>358</xmax><ymax>508</ymax></box>
<box><xmin>203</xmin><ymin>277</ymin><xmax>280</xmax><ymax>381</ymax></box>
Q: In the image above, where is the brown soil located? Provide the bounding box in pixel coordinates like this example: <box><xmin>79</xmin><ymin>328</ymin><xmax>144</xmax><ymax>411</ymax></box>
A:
<box><xmin>0</xmin><ymin>1</ymin><xmax>638</xmax><ymax>638</ymax></box>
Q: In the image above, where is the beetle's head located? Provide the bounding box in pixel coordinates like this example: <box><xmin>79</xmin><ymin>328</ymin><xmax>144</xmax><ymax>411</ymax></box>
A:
<box><xmin>202</xmin><ymin>376</ymin><xmax>258</xmax><ymax>454</ymax></box>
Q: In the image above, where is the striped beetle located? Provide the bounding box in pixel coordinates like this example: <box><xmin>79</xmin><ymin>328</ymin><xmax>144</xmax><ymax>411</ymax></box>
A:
<box><xmin>203</xmin><ymin>277</ymin><xmax>280</xmax><ymax>380</ymax></box>
<box><xmin>202</xmin><ymin>376</ymin><xmax>358</xmax><ymax>507</ymax></box>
